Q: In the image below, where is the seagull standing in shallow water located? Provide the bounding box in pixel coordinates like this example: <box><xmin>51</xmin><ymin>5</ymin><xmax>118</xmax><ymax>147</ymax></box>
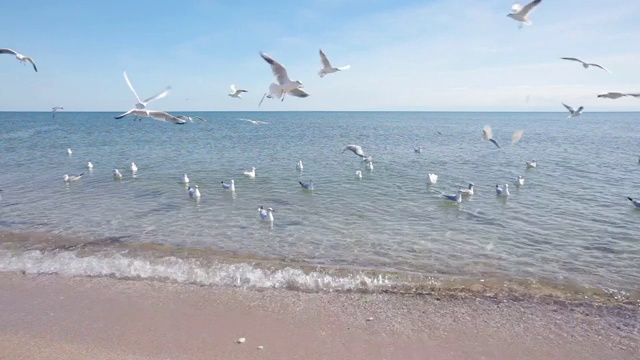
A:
<box><xmin>496</xmin><ymin>184</ymin><xmax>510</xmax><ymax>196</ymax></box>
<box><xmin>258</xmin><ymin>52</ymin><xmax>308</xmax><ymax>106</ymax></box>
<box><xmin>243</xmin><ymin>167</ymin><xmax>256</xmax><ymax>178</ymax></box>
<box><xmin>130</xmin><ymin>162</ymin><xmax>138</xmax><ymax>173</ymax></box>
<box><xmin>441</xmin><ymin>189</ymin><xmax>463</xmax><ymax>203</ymax></box>
<box><xmin>460</xmin><ymin>183</ymin><xmax>475</xmax><ymax>196</ymax></box>
<box><xmin>113</xmin><ymin>169</ymin><xmax>123</xmax><ymax>180</ymax></box>
<box><xmin>296</xmin><ymin>160</ymin><xmax>304</xmax><ymax>171</ymax></box>
<box><xmin>526</xmin><ymin>160</ymin><xmax>537</xmax><ymax>168</ymax></box>
<box><xmin>181</xmin><ymin>174</ymin><xmax>190</xmax><ymax>184</ymax></box>
<box><xmin>258</xmin><ymin>206</ymin><xmax>274</xmax><ymax>222</ymax></box>
<box><xmin>561</xmin><ymin>58</ymin><xmax>611</xmax><ymax>73</ymax></box>
<box><xmin>517</xmin><ymin>175</ymin><xmax>525</xmax><ymax>186</ymax></box>
<box><xmin>221</xmin><ymin>180</ymin><xmax>235</xmax><ymax>191</ymax></box>
<box><xmin>318</xmin><ymin>49</ymin><xmax>351</xmax><ymax>78</ymax></box>
<box><xmin>562</xmin><ymin>103</ymin><xmax>584</xmax><ymax>118</ymax></box>
<box><xmin>428</xmin><ymin>173</ymin><xmax>438</xmax><ymax>184</ymax></box>
<box><xmin>299</xmin><ymin>180</ymin><xmax>314</xmax><ymax>190</ymax></box>
<box><xmin>355</xmin><ymin>170</ymin><xmax>362</xmax><ymax>179</ymax></box>
<box><xmin>507</xmin><ymin>0</ymin><xmax>543</xmax><ymax>28</ymax></box>
<box><xmin>63</xmin><ymin>173</ymin><xmax>83</xmax><ymax>182</ymax></box>
<box><xmin>0</xmin><ymin>48</ymin><xmax>38</xmax><ymax>72</ymax></box>
<box><xmin>188</xmin><ymin>185</ymin><xmax>201</xmax><ymax>198</ymax></box>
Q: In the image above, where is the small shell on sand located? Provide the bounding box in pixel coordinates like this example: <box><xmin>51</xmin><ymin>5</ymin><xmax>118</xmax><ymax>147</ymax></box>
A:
<box><xmin>258</xmin><ymin>346</ymin><xmax>264</xmax><ymax>350</ymax></box>
<box><xmin>366</xmin><ymin>317</ymin><xmax>374</xmax><ymax>321</ymax></box>
<box><xmin>237</xmin><ymin>338</ymin><xmax>246</xmax><ymax>344</ymax></box>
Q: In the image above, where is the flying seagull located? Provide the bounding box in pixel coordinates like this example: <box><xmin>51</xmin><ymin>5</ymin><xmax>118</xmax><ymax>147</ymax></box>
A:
<box><xmin>562</xmin><ymin>103</ymin><xmax>584</xmax><ymax>118</ymax></box>
<box><xmin>512</xmin><ymin>130</ymin><xmax>524</xmax><ymax>144</ymax></box>
<box><xmin>318</xmin><ymin>49</ymin><xmax>351</xmax><ymax>78</ymax></box>
<box><xmin>114</xmin><ymin>109</ymin><xmax>187</xmax><ymax>124</ymax></box>
<box><xmin>507</xmin><ymin>0</ymin><xmax>542</xmax><ymax>28</ymax></box>
<box><xmin>176</xmin><ymin>115</ymin><xmax>207</xmax><ymax>123</ymax></box>
<box><xmin>483</xmin><ymin>125</ymin><xmax>500</xmax><ymax>148</ymax></box>
<box><xmin>342</xmin><ymin>144</ymin><xmax>366</xmax><ymax>158</ymax></box>
<box><xmin>52</xmin><ymin>106</ymin><xmax>64</xmax><ymax>118</ymax></box>
<box><xmin>123</xmin><ymin>71</ymin><xmax>171</xmax><ymax>110</ymax></box>
<box><xmin>0</xmin><ymin>48</ymin><xmax>37</xmax><ymax>72</ymax></box>
<box><xmin>258</xmin><ymin>52</ymin><xmax>308</xmax><ymax>106</ymax></box>
<box><xmin>560</xmin><ymin>58</ymin><xmax>611</xmax><ymax>73</ymax></box>
<box><xmin>597</xmin><ymin>92</ymin><xmax>640</xmax><ymax>99</ymax></box>
<box><xmin>228</xmin><ymin>85</ymin><xmax>248</xmax><ymax>98</ymax></box>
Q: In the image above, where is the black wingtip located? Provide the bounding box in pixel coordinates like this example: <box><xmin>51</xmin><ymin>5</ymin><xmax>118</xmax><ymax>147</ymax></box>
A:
<box><xmin>490</xmin><ymin>139</ymin><xmax>501</xmax><ymax>148</ymax></box>
<box><xmin>629</xmin><ymin>197</ymin><xmax>634</xmax><ymax>202</ymax></box>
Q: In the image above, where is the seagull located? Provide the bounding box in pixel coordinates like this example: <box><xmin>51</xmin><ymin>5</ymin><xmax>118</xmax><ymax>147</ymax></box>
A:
<box><xmin>259</xmin><ymin>52</ymin><xmax>308</xmax><ymax>105</ymax></box>
<box><xmin>562</xmin><ymin>103</ymin><xmax>584</xmax><ymax>118</ymax></box>
<box><xmin>483</xmin><ymin>125</ymin><xmax>500</xmax><ymax>148</ymax></box>
<box><xmin>318</xmin><ymin>49</ymin><xmax>351</xmax><ymax>78</ymax></box>
<box><xmin>176</xmin><ymin>115</ymin><xmax>207</xmax><ymax>123</ymax></box>
<box><xmin>228</xmin><ymin>85</ymin><xmax>248</xmax><ymax>98</ymax></box>
<box><xmin>188</xmin><ymin>185</ymin><xmax>201</xmax><ymax>198</ymax></box>
<box><xmin>181</xmin><ymin>174</ymin><xmax>190</xmax><ymax>184</ymax></box>
<box><xmin>63</xmin><ymin>173</ymin><xmax>83</xmax><ymax>182</ymax></box>
<box><xmin>52</xmin><ymin>106</ymin><xmax>63</xmax><ymax>118</ymax></box>
<box><xmin>627</xmin><ymin>197</ymin><xmax>640</xmax><ymax>208</ymax></box>
<box><xmin>0</xmin><ymin>48</ymin><xmax>37</xmax><ymax>72</ymax></box>
<box><xmin>441</xmin><ymin>189</ymin><xmax>463</xmax><ymax>203</ymax></box>
<box><xmin>560</xmin><ymin>58</ymin><xmax>611</xmax><ymax>73</ymax></box>
<box><xmin>67</xmin><ymin>148</ymin><xmax>73</xmax><ymax>156</ymax></box>
<box><xmin>221</xmin><ymin>180</ymin><xmax>235</xmax><ymax>191</ymax></box>
<box><xmin>355</xmin><ymin>170</ymin><xmax>362</xmax><ymax>179</ymax></box>
<box><xmin>517</xmin><ymin>175</ymin><xmax>525</xmax><ymax>186</ymax></box>
<box><xmin>113</xmin><ymin>169</ymin><xmax>123</xmax><ymax>180</ymax></box>
<box><xmin>415</xmin><ymin>147</ymin><xmax>423</xmax><ymax>153</ymax></box>
<box><xmin>114</xmin><ymin>109</ymin><xmax>187</xmax><ymax>124</ymax></box>
<box><xmin>342</xmin><ymin>144</ymin><xmax>366</xmax><ymax>158</ymax></box>
<box><xmin>428</xmin><ymin>173</ymin><xmax>438</xmax><ymax>184</ymax></box>
<box><xmin>496</xmin><ymin>184</ymin><xmax>510</xmax><ymax>196</ymax></box>
<box><xmin>87</xmin><ymin>161</ymin><xmax>93</xmax><ymax>170</ymax></box>
<box><xmin>512</xmin><ymin>130</ymin><xmax>524</xmax><ymax>144</ymax></box>
<box><xmin>299</xmin><ymin>180</ymin><xmax>314</xmax><ymax>190</ymax></box>
<box><xmin>296</xmin><ymin>160</ymin><xmax>304</xmax><ymax>171</ymax></box>
<box><xmin>238</xmin><ymin>118</ymin><xmax>268</xmax><ymax>125</ymax></box>
<box><xmin>123</xmin><ymin>71</ymin><xmax>171</xmax><ymax>110</ymax></box>
<box><xmin>597</xmin><ymin>92</ymin><xmax>640</xmax><ymax>99</ymax></box>
<box><xmin>526</xmin><ymin>160</ymin><xmax>537</xmax><ymax>168</ymax></box>
<box><xmin>507</xmin><ymin>0</ymin><xmax>543</xmax><ymax>28</ymax></box>
<box><xmin>243</xmin><ymin>167</ymin><xmax>256</xmax><ymax>178</ymax></box>
<box><xmin>366</xmin><ymin>162</ymin><xmax>374</xmax><ymax>171</ymax></box>
<box><xmin>460</xmin><ymin>183</ymin><xmax>475</xmax><ymax>196</ymax></box>
<box><xmin>130</xmin><ymin>162</ymin><xmax>138</xmax><ymax>173</ymax></box>
<box><xmin>258</xmin><ymin>206</ymin><xmax>274</xmax><ymax>222</ymax></box>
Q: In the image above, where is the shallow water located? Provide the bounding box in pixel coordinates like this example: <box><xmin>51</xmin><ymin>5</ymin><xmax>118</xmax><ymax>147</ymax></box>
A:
<box><xmin>0</xmin><ymin>111</ymin><xmax>639</xmax><ymax>303</ymax></box>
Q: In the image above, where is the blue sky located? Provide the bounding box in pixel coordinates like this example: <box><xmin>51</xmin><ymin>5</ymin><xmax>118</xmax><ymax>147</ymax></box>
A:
<box><xmin>1</xmin><ymin>0</ymin><xmax>639</xmax><ymax>111</ymax></box>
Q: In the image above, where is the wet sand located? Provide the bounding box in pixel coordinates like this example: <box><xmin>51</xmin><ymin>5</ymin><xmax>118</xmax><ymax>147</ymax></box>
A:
<box><xmin>0</xmin><ymin>272</ymin><xmax>637</xmax><ymax>360</ymax></box>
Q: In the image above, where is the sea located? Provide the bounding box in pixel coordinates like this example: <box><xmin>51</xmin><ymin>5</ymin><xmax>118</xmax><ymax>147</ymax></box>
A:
<box><xmin>1</xmin><ymin>111</ymin><xmax>639</xmax><ymax>305</ymax></box>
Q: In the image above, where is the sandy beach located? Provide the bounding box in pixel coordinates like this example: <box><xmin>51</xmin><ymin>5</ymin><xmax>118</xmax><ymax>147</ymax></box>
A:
<box><xmin>0</xmin><ymin>273</ymin><xmax>637</xmax><ymax>360</ymax></box>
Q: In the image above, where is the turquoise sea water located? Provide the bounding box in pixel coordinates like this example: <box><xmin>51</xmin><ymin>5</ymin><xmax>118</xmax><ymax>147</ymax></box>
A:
<box><xmin>0</xmin><ymin>111</ymin><xmax>639</xmax><ymax>303</ymax></box>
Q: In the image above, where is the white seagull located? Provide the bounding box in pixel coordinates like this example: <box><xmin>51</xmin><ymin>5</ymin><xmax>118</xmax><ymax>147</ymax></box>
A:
<box><xmin>428</xmin><ymin>173</ymin><xmax>438</xmax><ymax>184</ymax></box>
<box><xmin>114</xmin><ymin>109</ymin><xmax>187</xmax><ymax>124</ymax></box>
<box><xmin>597</xmin><ymin>92</ymin><xmax>640</xmax><ymax>99</ymax></box>
<box><xmin>258</xmin><ymin>52</ymin><xmax>309</xmax><ymax>106</ymax></box>
<box><xmin>496</xmin><ymin>184</ymin><xmax>510</xmax><ymax>196</ymax></box>
<box><xmin>63</xmin><ymin>173</ymin><xmax>84</xmax><ymax>182</ymax></box>
<box><xmin>526</xmin><ymin>160</ymin><xmax>537</xmax><ymax>168</ymax></box>
<box><xmin>414</xmin><ymin>147</ymin><xmax>423</xmax><ymax>153</ymax></box>
<box><xmin>627</xmin><ymin>197</ymin><xmax>640</xmax><ymax>208</ymax></box>
<box><xmin>299</xmin><ymin>179</ymin><xmax>314</xmax><ymax>190</ymax></box>
<box><xmin>296</xmin><ymin>160</ymin><xmax>304</xmax><ymax>171</ymax></box>
<box><xmin>130</xmin><ymin>162</ymin><xmax>138</xmax><ymax>173</ymax></box>
<box><xmin>483</xmin><ymin>125</ymin><xmax>500</xmax><ymax>148</ymax></box>
<box><xmin>460</xmin><ymin>183</ymin><xmax>475</xmax><ymax>196</ymax></box>
<box><xmin>123</xmin><ymin>71</ymin><xmax>171</xmax><ymax>110</ymax></box>
<box><xmin>342</xmin><ymin>144</ymin><xmax>366</xmax><ymax>158</ymax></box>
<box><xmin>228</xmin><ymin>85</ymin><xmax>248</xmax><ymax>98</ymax></box>
<box><xmin>258</xmin><ymin>206</ymin><xmax>274</xmax><ymax>222</ymax></box>
<box><xmin>318</xmin><ymin>49</ymin><xmax>351</xmax><ymax>78</ymax></box>
<box><xmin>441</xmin><ymin>189</ymin><xmax>463</xmax><ymax>203</ymax></box>
<box><xmin>0</xmin><ymin>48</ymin><xmax>37</xmax><ymax>72</ymax></box>
<box><xmin>366</xmin><ymin>161</ymin><xmax>374</xmax><ymax>171</ymax></box>
<box><xmin>243</xmin><ymin>167</ymin><xmax>256</xmax><ymax>178</ymax></box>
<box><xmin>181</xmin><ymin>174</ymin><xmax>190</xmax><ymax>184</ymax></box>
<box><xmin>562</xmin><ymin>103</ymin><xmax>584</xmax><ymax>118</ymax></box>
<box><xmin>221</xmin><ymin>180</ymin><xmax>235</xmax><ymax>191</ymax></box>
<box><xmin>87</xmin><ymin>161</ymin><xmax>94</xmax><ymax>170</ymax></box>
<box><xmin>188</xmin><ymin>185</ymin><xmax>201</xmax><ymax>198</ymax></box>
<box><xmin>507</xmin><ymin>0</ymin><xmax>543</xmax><ymax>28</ymax></box>
<box><xmin>113</xmin><ymin>169</ymin><xmax>123</xmax><ymax>180</ymax></box>
<box><xmin>355</xmin><ymin>170</ymin><xmax>362</xmax><ymax>179</ymax></box>
<box><xmin>560</xmin><ymin>58</ymin><xmax>611</xmax><ymax>73</ymax></box>
<box><xmin>52</xmin><ymin>106</ymin><xmax>64</xmax><ymax>118</ymax></box>
<box><xmin>517</xmin><ymin>175</ymin><xmax>525</xmax><ymax>186</ymax></box>
<box><xmin>67</xmin><ymin>148</ymin><xmax>73</xmax><ymax>156</ymax></box>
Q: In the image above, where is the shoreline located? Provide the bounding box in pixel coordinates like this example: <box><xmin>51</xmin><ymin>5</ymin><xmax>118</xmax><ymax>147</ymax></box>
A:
<box><xmin>0</xmin><ymin>271</ymin><xmax>638</xmax><ymax>360</ymax></box>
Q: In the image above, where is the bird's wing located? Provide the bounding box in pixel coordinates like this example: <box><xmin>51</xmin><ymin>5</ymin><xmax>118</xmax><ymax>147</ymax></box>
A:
<box><xmin>0</xmin><ymin>48</ymin><xmax>18</xmax><ymax>55</ymax></box>
<box><xmin>511</xmin><ymin>130</ymin><xmax>524</xmax><ymax>144</ymax></box>
<box><xmin>489</xmin><ymin>139</ymin><xmax>501</xmax><ymax>148</ymax></box>
<box><xmin>260</xmin><ymin>52</ymin><xmax>289</xmax><ymax>85</ymax></box>
<box><xmin>319</xmin><ymin>49</ymin><xmax>332</xmax><ymax>69</ymax></box>
<box><xmin>482</xmin><ymin>125</ymin><xmax>493</xmax><ymax>140</ymax></box>
<box><xmin>561</xmin><ymin>57</ymin><xmax>584</xmax><ymax>64</ymax></box>
<box><xmin>193</xmin><ymin>116</ymin><xmax>207</xmax><ymax>122</ymax></box>
<box><xmin>123</xmin><ymin>71</ymin><xmax>142</xmax><ymax>103</ymax></box>
<box><xmin>336</xmin><ymin>64</ymin><xmax>351</xmax><ymax>71</ymax></box>
<box><xmin>289</xmin><ymin>88</ymin><xmax>309</xmax><ymax>98</ymax></box>
<box><xmin>562</xmin><ymin>103</ymin><xmax>575</xmax><ymax>113</ymax></box>
<box><xmin>114</xmin><ymin>109</ymin><xmax>139</xmax><ymax>119</ymax></box>
<box><xmin>576</xmin><ymin>106</ymin><xmax>584</xmax><ymax>113</ymax></box>
<box><xmin>588</xmin><ymin>63</ymin><xmax>612</xmax><ymax>73</ymax></box>
<box><xmin>238</xmin><ymin>89</ymin><xmax>248</xmax><ymax>93</ymax></box>
<box><xmin>26</xmin><ymin>57</ymin><xmax>37</xmax><ymax>72</ymax></box>
<box><xmin>258</xmin><ymin>93</ymin><xmax>268</xmax><ymax>107</ymax></box>
<box><xmin>143</xmin><ymin>86</ymin><xmax>171</xmax><ymax>104</ymax></box>
<box><xmin>511</xmin><ymin>3</ymin><xmax>523</xmax><ymax>13</ymax></box>
<box><xmin>520</xmin><ymin>0</ymin><xmax>542</xmax><ymax>15</ymax></box>
<box><xmin>230</xmin><ymin>84</ymin><xmax>237</xmax><ymax>93</ymax></box>
<box><xmin>625</xmin><ymin>93</ymin><xmax>640</xmax><ymax>98</ymax></box>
